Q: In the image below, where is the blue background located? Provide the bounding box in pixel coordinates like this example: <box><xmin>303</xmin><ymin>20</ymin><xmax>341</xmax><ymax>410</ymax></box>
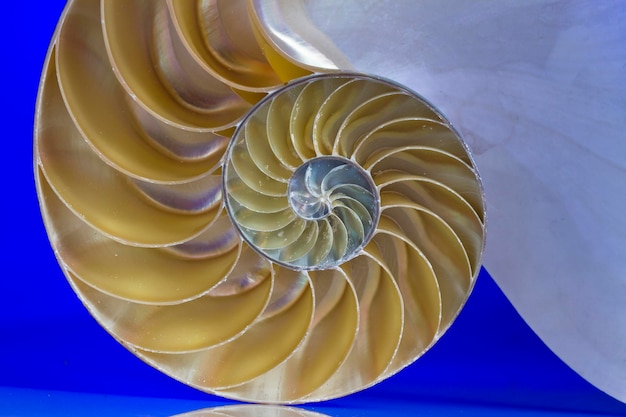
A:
<box><xmin>2</xmin><ymin>1</ymin><xmax>625</xmax><ymax>415</ymax></box>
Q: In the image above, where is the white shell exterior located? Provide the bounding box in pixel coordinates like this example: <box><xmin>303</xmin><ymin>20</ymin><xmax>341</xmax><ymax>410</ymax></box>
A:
<box><xmin>301</xmin><ymin>0</ymin><xmax>626</xmax><ymax>403</ymax></box>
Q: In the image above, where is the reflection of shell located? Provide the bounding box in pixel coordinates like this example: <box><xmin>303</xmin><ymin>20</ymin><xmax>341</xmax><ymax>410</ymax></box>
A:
<box><xmin>35</xmin><ymin>0</ymin><xmax>485</xmax><ymax>404</ymax></box>
<box><xmin>172</xmin><ymin>405</ymin><xmax>329</xmax><ymax>417</ymax></box>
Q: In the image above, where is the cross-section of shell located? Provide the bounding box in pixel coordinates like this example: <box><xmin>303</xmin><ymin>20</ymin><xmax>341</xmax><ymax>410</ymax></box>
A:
<box><xmin>35</xmin><ymin>0</ymin><xmax>486</xmax><ymax>403</ymax></box>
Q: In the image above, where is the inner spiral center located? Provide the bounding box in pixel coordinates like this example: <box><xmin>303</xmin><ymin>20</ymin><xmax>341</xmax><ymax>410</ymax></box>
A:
<box><xmin>287</xmin><ymin>157</ymin><xmax>376</xmax><ymax>222</ymax></box>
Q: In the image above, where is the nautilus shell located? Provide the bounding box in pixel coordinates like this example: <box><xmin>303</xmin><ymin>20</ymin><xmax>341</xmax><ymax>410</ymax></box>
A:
<box><xmin>35</xmin><ymin>0</ymin><xmax>485</xmax><ymax>403</ymax></box>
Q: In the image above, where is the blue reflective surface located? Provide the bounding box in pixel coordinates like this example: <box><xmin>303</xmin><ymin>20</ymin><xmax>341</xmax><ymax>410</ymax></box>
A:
<box><xmin>3</xmin><ymin>0</ymin><xmax>626</xmax><ymax>416</ymax></box>
<box><xmin>1</xmin><ymin>386</ymin><xmax>623</xmax><ymax>417</ymax></box>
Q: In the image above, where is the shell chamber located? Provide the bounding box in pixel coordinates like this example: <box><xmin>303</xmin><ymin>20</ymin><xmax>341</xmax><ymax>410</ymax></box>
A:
<box><xmin>35</xmin><ymin>0</ymin><xmax>486</xmax><ymax>404</ymax></box>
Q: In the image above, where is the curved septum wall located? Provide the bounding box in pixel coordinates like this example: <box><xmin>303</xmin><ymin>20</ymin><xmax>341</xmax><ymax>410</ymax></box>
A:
<box><xmin>35</xmin><ymin>0</ymin><xmax>486</xmax><ymax>404</ymax></box>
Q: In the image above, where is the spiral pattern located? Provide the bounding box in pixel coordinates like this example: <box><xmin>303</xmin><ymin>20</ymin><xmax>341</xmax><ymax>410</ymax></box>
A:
<box><xmin>35</xmin><ymin>0</ymin><xmax>485</xmax><ymax>404</ymax></box>
<box><xmin>225</xmin><ymin>88</ymin><xmax>381</xmax><ymax>270</ymax></box>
